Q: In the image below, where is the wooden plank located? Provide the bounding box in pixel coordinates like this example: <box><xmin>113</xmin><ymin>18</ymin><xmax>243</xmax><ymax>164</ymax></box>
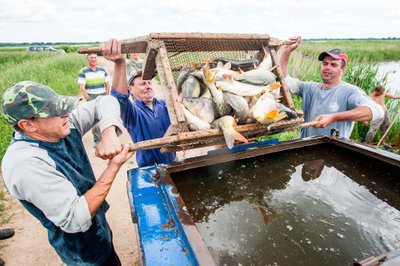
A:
<box><xmin>142</xmin><ymin>41</ymin><xmax>158</xmax><ymax>81</ymax></box>
<box><xmin>128</xmin><ymin>118</ymin><xmax>305</xmax><ymax>152</ymax></box>
<box><xmin>160</xmin><ymin>121</ymin><xmax>317</xmax><ymax>153</ymax></box>
<box><xmin>270</xmin><ymin>48</ymin><xmax>294</xmax><ymax>108</ymax></box>
<box><xmin>156</xmin><ymin>45</ymin><xmax>188</xmax><ymax>133</ymax></box>
<box><xmin>149</xmin><ymin>32</ymin><xmax>270</xmax><ymax>40</ymax></box>
<box><xmin>77</xmin><ymin>35</ymin><xmax>149</xmax><ymax>54</ymax></box>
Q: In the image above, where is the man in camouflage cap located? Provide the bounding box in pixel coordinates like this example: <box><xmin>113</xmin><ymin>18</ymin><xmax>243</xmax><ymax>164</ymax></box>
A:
<box><xmin>1</xmin><ymin>81</ymin><xmax>134</xmax><ymax>265</ymax></box>
<box><xmin>2</xmin><ymin>81</ymin><xmax>78</xmax><ymax>126</ymax></box>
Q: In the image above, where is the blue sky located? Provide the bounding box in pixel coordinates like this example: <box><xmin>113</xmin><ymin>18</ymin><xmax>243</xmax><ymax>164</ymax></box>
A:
<box><xmin>1</xmin><ymin>0</ymin><xmax>399</xmax><ymax>42</ymax></box>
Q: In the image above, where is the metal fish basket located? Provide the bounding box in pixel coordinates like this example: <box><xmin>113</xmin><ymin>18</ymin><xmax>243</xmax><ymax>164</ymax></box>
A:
<box><xmin>79</xmin><ymin>32</ymin><xmax>303</xmax><ymax>152</ymax></box>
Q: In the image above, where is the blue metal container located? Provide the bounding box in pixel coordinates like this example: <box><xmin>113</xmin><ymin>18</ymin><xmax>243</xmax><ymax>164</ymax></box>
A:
<box><xmin>127</xmin><ymin>136</ymin><xmax>400</xmax><ymax>265</ymax></box>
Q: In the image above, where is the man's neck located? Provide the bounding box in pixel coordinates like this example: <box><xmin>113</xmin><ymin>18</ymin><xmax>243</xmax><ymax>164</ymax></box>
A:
<box><xmin>19</xmin><ymin>131</ymin><xmax>60</xmax><ymax>142</ymax></box>
<box><xmin>88</xmin><ymin>65</ymin><xmax>97</xmax><ymax>70</ymax></box>
<box><xmin>322</xmin><ymin>80</ymin><xmax>341</xmax><ymax>89</ymax></box>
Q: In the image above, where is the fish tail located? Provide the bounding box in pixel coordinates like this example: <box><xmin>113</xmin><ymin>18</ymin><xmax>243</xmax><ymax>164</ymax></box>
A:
<box><xmin>263</xmin><ymin>46</ymin><xmax>269</xmax><ymax>60</ymax></box>
<box><xmin>269</xmin><ymin>82</ymin><xmax>281</xmax><ymax>91</ymax></box>
<box><xmin>265</xmin><ymin>109</ymin><xmax>279</xmax><ymax>119</ymax></box>
<box><xmin>223</xmin><ymin>128</ymin><xmax>248</xmax><ymax>149</ymax></box>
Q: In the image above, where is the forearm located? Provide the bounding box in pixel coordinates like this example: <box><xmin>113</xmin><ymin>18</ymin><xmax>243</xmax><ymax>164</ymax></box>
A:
<box><xmin>84</xmin><ymin>162</ymin><xmax>121</xmax><ymax>216</ymax></box>
<box><xmin>105</xmin><ymin>82</ymin><xmax>110</xmax><ymax>95</ymax></box>
<box><xmin>334</xmin><ymin>106</ymin><xmax>372</xmax><ymax>122</ymax></box>
<box><xmin>279</xmin><ymin>51</ymin><xmax>291</xmax><ymax>77</ymax></box>
<box><xmin>113</xmin><ymin>59</ymin><xmax>129</xmax><ymax>94</ymax></box>
<box><xmin>386</xmin><ymin>93</ymin><xmax>400</xmax><ymax>99</ymax></box>
<box><xmin>79</xmin><ymin>84</ymin><xmax>89</xmax><ymax>100</ymax></box>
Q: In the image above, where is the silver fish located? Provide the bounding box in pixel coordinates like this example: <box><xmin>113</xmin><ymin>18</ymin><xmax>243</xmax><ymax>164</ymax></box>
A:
<box><xmin>233</xmin><ymin>68</ymin><xmax>276</xmax><ymax>86</ymax></box>
<box><xmin>202</xmin><ymin>63</ymin><xmax>232</xmax><ymax>118</ymax></box>
<box><xmin>223</xmin><ymin>92</ymin><xmax>250</xmax><ymax>125</ymax></box>
<box><xmin>176</xmin><ymin>65</ymin><xmax>195</xmax><ymax>92</ymax></box>
<box><xmin>216</xmin><ymin>77</ymin><xmax>281</xmax><ymax>97</ymax></box>
<box><xmin>233</xmin><ymin>48</ymin><xmax>275</xmax><ymax>85</ymax></box>
<box><xmin>182</xmin><ymin>97</ymin><xmax>215</xmax><ymax>124</ymax></box>
<box><xmin>192</xmin><ymin>61</ymin><xmax>236</xmax><ymax>81</ymax></box>
<box><xmin>250</xmin><ymin>92</ymin><xmax>286</xmax><ymax>125</ymax></box>
<box><xmin>181</xmin><ymin>75</ymin><xmax>201</xmax><ymax>98</ymax></box>
<box><xmin>212</xmin><ymin>115</ymin><xmax>248</xmax><ymax>149</ymax></box>
<box><xmin>182</xmin><ymin>105</ymin><xmax>211</xmax><ymax>131</ymax></box>
<box><xmin>258</xmin><ymin>47</ymin><xmax>273</xmax><ymax>70</ymax></box>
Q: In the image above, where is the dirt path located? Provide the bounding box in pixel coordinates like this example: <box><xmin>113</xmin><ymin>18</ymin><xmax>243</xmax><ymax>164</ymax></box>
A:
<box><xmin>0</xmin><ymin>57</ymin><xmax>210</xmax><ymax>265</ymax></box>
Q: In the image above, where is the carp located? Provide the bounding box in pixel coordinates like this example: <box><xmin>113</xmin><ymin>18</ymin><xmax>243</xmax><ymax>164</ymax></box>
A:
<box><xmin>251</xmin><ymin>91</ymin><xmax>286</xmax><ymax>125</ymax></box>
<box><xmin>202</xmin><ymin>63</ymin><xmax>232</xmax><ymax>118</ymax></box>
<box><xmin>176</xmin><ymin>65</ymin><xmax>195</xmax><ymax>92</ymax></box>
<box><xmin>182</xmin><ymin>97</ymin><xmax>215</xmax><ymax>124</ymax></box>
<box><xmin>216</xmin><ymin>77</ymin><xmax>281</xmax><ymax>97</ymax></box>
<box><xmin>223</xmin><ymin>92</ymin><xmax>250</xmax><ymax>125</ymax></box>
<box><xmin>182</xmin><ymin>105</ymin><xmax>211</xmax><ymax>131</ymax></box>
<box><xmin>181</xmin><ymin>75</ymin><xmax>201</xmax><ymax>98</ymax></box>
<box><xmin>212</xmin><ymin>115</ymin><xmax>248</xmax><ymax>149</ymax></box>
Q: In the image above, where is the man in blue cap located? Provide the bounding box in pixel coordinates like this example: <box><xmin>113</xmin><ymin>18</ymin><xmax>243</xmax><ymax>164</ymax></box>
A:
<box><xmin>1</xmin><ymin>81</ymin><xmax>134</xmax><ymax>265</ymax></box>
<box><xmin>279</xmin><ymin>37</ymin><xmax>383</xmax><ymax>139</ymax></box>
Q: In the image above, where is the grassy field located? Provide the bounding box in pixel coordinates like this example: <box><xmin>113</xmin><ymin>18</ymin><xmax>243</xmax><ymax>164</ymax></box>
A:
<box><xmin>0</xmin><ymin>51</ymin><xmax>86</xmax><ymax>162</ymax></box>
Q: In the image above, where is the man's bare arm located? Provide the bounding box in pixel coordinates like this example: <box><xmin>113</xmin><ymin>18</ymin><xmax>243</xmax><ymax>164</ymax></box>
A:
<box><xmin>79</xmin><ymin>84</ymin><xmax>89</xmax><ymax>100</ymax></box>
<box><xmin>386</xmin><ymin>93</ymin><xmax>400</xmax><ymax>100</ymax></box>
<box><xmin>101</xmin><ymin>39</ymin><xmax>128</xmax><ymax>94</ymax></box>
<box><xmin>84</xmin><ymin>144</ymin><xmax>134</xmax><ymax>216</ymax></box>
<box><xmin>279</xmin><ymin>36</ymin><xmax>301</xmax><ymax>77</ymax></box>
<box><xmin>313</xmin><ymin>106</ymin><xmax>372</xmax><ymax>128</ymax></box>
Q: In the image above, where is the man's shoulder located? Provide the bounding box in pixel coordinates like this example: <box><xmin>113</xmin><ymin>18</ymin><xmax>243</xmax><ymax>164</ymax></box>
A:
<box><xmin>4</xmin><ymin>141</ymin><xmax>47</xmax><ymax>159</ymax></box>
<box><xmin>78</xmin><ymin>66</ymin><xmax>91</xmax><ymax>74</ymax></box>
<box><xmin>339</xmin><ymin>82</ymin><xmax>360</xmax><ymax>91</ymax></box>
<box><xmin>2</xmin><ymin>141</ymin><xmax>52</xmax><ymax>173</ymax></box>
<box><xmin>154</xmin><ymin>98</ymin><xmax>167</xmax><ymax>106</ymax></box>
<box><xmin>96</xmin><ymin>67</ymin><xmax>108</xmax><ymax>73</ymax></box>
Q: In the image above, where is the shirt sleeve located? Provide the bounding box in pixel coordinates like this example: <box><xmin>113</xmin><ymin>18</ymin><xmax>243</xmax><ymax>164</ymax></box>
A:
<box><xmin>110</xmin><ymin>87</ymin><xmax>137</xmax><ymax>128</ymax></box>
<box><xmin>69</xmin><ymin>95</ymin><xmax>124</xmax><ymax>137</ymax></box>
<box><xmin>285</xmin><ymin>76</ymin><xmax>303</xmax><ymax>96</ymax></box>
<box><xmin>3</xmin><ymin>144</ymin><xmax>92</xmax><ymax>233</ymax></box>
<box><xmin>77</xmin><ymin>68</ymin><xmax>86</xmax><ymax>85</ymax></box>
<box><xmin>347</xmin><ymin>87</ymin><xmax>384</xmax><ymax>122</ymax></box>
<box><xmin>104</xmin><ymin>71</ymin><xmax>111</xmax><ymax>83</ymax></box>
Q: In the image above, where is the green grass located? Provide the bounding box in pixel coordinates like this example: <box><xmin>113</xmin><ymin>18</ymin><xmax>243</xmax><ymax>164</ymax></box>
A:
<box><xmin>0</xmin><ymin>52</ymin><xmax>86</xmax><ymax>162</ymax></box>
<box><xmin>299</xmin><ymin>40</ymin><xmax>400</xmax><ymax>63</ymax></box>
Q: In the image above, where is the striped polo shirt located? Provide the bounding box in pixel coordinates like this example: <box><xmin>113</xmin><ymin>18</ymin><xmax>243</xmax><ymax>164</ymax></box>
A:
<box><xmin>77</xmin><ymin>66</ymin><xmax>110</xmax><ymax>95</ymax></box>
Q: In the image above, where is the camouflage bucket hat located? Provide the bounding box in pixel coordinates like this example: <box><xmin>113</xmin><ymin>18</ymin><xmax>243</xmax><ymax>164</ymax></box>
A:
<box><xmin>1</xmin><ymin>81</ymin><xmax>79</xmax><ymax>126</ymax></box>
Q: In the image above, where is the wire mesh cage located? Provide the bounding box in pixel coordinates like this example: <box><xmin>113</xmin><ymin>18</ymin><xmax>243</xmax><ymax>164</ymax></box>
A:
<box><xmin>78</xmin><ymin>33</ymin><xmax>304</xmax><ymax>152</ymax></box>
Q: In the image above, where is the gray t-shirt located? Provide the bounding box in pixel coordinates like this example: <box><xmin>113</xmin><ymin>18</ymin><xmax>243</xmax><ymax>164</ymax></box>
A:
<box><xmin>286</xmin><ymin>77</ymin><xmax>383</xmax><ymax>139</ymax></box>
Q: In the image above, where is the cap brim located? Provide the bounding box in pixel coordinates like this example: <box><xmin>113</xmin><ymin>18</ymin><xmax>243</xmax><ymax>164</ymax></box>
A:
<box><xmin>56</xmin><ymin>95</ymin><xmax>80</xmax><ymax>116</ymax></box>
<box><xmin>318</xmin><ymin>52</ymin><xmax>341</xmax><ymax>61</ymax></box>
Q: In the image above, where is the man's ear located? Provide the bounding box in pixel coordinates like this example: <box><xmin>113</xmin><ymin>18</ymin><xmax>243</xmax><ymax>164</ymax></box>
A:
<box><xmin>17</xmin><ymin>119</ymin><xmax>37</xmax><ymax>133</ymax></box>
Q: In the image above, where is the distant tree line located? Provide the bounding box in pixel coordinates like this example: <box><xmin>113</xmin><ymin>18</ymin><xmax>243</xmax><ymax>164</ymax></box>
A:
<box><xmin>0</xmin><ymin>42</ymin><xmax>101</xmax><ymax>47</ymax></box>
<box><xmin>305</xmin><ymin>37</ymin><xmax>400</xmax><ymax>41</ymax></box>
